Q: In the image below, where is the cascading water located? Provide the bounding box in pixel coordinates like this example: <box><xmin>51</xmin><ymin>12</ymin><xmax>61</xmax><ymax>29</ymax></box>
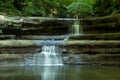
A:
<box><xmin>34</xmin><ymin>45</ymin><xmax>63</xmax><ymax>66</ymax></box>
<box><xmin>70</xmin><ymin>20</ymin><xmax>83</xmax><ymax>35</ymax></box>
<box><xmin>28</xmin><ymin>35</ymin><xmax>70</xmax><ymax>66</ymax></box>
<box><xmin>0</xmin><ymin>36</ymin><xmax>68</xmax><ymax>66</ymax></box>
<box><xmin>21</xmin><ymin>37</ymin><xmax>70</xmax><ymax>66</ymax></box>
<box><xmin>0</xmin><ymin>18</ymin><xmax>84</xmax><ymax>66</ymax></box>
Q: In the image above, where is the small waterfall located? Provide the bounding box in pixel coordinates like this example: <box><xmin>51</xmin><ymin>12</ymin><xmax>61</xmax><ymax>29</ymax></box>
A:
<box><xmin>34</xmin><ymin>45</ymin><xmax>63</xmax><ymax>66</ymax></box>
<box><xmin>29</xmin><ymin>37</ymin><xmax>69</xmax><ymax>66</ymax></box>
<box><xmin>70</xmin><ymin>20</ymin><xmax>83</xmax><ymax>35</ymax></box>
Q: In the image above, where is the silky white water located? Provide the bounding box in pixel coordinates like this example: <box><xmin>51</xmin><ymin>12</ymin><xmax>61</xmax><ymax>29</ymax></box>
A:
<box><xmin>71</xmin><ymin>20</ymin><xmax>83</xmax><ymax>35</ymax></box>
<box><xmin>34</xmin><ymin>45</ymin><xmax>63</xmax><ymax>66</ymax></box>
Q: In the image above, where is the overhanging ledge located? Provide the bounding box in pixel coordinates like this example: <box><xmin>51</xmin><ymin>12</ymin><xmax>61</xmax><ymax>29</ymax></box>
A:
<box><xmin>0</xmin><ymin>40</ymin><xmax>120</xmax><ymax>48</ymax></box>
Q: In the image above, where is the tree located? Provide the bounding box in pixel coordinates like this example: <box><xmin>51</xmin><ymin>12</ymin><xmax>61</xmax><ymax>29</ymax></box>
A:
<box><xmin>67</xmin><ymin>1</ymin><xmax>94</xmax><ymax>18</ymax></box>
<box><xmin>93</xmin><ymin>0</ymin><xmax>120</xmax><ymax>16</ymax></box>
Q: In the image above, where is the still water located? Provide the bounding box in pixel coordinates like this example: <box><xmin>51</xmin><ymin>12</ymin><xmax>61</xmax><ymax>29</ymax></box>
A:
<box><xmin>0</xmin><ymin>65</ymin><xmax>120</xmax><ymax>80</ymax></box>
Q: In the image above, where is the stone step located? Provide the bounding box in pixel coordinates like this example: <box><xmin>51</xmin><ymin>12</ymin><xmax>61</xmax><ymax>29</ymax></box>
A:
<box><xmin>0</xmin><ymin>40</ymin><xmax>119</xmax><ymax>48</ymax></box>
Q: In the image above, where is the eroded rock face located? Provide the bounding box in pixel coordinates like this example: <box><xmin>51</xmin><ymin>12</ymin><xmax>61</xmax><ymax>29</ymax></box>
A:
<box><xmin>63</xmin><ymin>54</ymin><xmax>120</xmax><ymax>65</ymax></box>
<box><xmin>0</xmin><ymin>47</ymin><xmax>120</xmax><ymax>65</ymax></box>
<box><xmin>0</xmin><ymin>17</ymin><xmax>73</xmax><ymax>35</ymax></box>
<box><xmin>0</xmin><ymin>16</ymin><xmax>120</xmax><ymax>65</ymax></box>
<box><xmin>1</xmin><ymin>15</ymin><xmax>120</xmax><ymax>35</ymax></box>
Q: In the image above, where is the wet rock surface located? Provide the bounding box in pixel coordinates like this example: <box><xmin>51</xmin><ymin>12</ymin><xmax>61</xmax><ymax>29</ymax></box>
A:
<box><xmin>63</xmin><ymin>54</ymin><xmax>120</xmax><ymax>65</ymax></box>
<box><xmin>0</xmin><ymin>16</ymin><xmax>120</xmax><ymax>65</ymax></box>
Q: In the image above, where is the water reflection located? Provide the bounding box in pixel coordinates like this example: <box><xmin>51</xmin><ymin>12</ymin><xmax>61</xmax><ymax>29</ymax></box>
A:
<box><xmin>41</xmin><ymin>67</ymin><xmax>63</xmax><ymax>80</ymax></box>
<box><xmin>0</xmin><ymin>66</ymin><xmax>120</xmax><ymax>80</ymax></box>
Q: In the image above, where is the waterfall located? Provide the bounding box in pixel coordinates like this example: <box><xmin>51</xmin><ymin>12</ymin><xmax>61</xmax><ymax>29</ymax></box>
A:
<box><xmin>22</xmin><ymin>37</ymin><xmax>69</xmax><ymax>66</ymax></box>
<box><xmin>70</xmin><ymin>20</ymin><xmax>83</xmax><ymax>35</ymax></box>
<box><xmin>33</xmin><ymin>45</ymin><xmax>63</xmax><ymax>66</ymax></box>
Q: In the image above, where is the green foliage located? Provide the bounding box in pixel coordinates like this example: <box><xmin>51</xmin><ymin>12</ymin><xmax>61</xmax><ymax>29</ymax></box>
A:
<box><xmin>0</xmin><ymin>0</ymin><xmax>21</xmax><ymax>16</ymax></box>
<box><xmin>0</xmin><ymin>0</ymin><xmax>96</xmax><ymax>18</ymax></box>
<box><xmin>30</xmin><ymin>0</ymin><xmax>95</xmax><ymax>18</ymax></box>
<box><xmin>2</xmin><ymin>0</ymin><xmax>119</xmax><ymax>17</ymax></box>
<box><xmin>93</xmin><ymin>0</ymin><xmax>120</xmax><ymax>16</ymax></box>
<box><xmin>67</xmin><ymin>1</ymin><xmax>94</xmax><ymax>18</ymax></box>
<box><xmin>23</xmin><ymin>1</ymin><xmax>37</xmax><ymax>16</ymax></box>
<box><xmin>0</xmin><ymin>29</ymin><xmax>3</xmax><ymax>34</ymax></box>
<box><xmin>93</xmin><ymin>0</ymin><xmax>113</xmax><ymax>16</ymax></box>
